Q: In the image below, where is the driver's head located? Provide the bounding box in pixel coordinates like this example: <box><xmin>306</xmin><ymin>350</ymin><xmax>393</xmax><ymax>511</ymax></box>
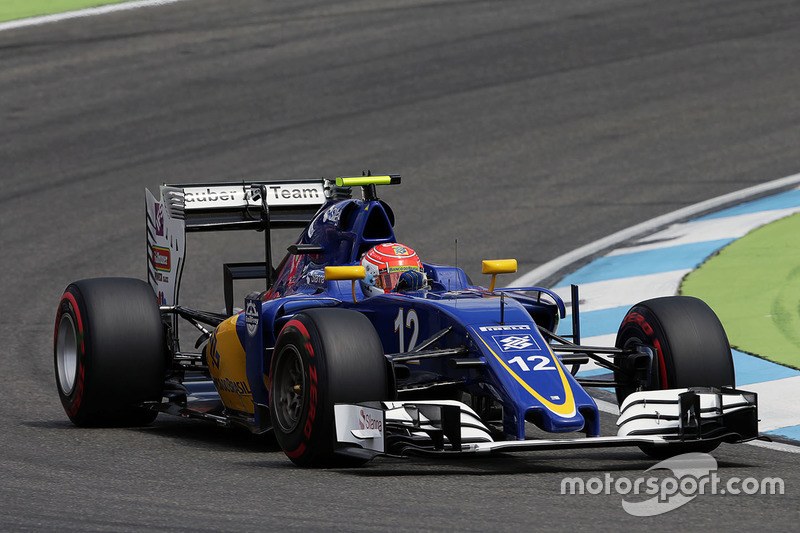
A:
<box><xmin>360</xmin><ymin>243</ymin><xmax>423</xmax><ymax>296</ymax></box>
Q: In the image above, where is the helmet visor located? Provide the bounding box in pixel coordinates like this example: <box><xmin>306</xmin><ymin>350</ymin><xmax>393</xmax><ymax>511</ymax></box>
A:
<box><xmin>375</xmin><ymin>268</ymin><xmax>418</xmax><ymax>292</ymax></box>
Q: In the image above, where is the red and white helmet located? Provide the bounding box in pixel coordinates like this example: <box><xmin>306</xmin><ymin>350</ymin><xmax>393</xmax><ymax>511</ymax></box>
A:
<box><xmin>360</xmin><ymin>243</ymin><xmax>423</xmax><ymax>297</ymax></box>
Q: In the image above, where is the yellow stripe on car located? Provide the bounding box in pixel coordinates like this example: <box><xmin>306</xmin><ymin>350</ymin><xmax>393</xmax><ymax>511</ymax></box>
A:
<box><xmin>476</xmin><ymin>335</ymin><xmax>576</xmax><ymax>417</ymax></box>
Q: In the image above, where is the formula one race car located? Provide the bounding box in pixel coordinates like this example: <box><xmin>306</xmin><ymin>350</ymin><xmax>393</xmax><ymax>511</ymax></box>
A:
<box><xmin>53</xmin><ymin>176</ymin><xmax>759</xmax><ymax>466</ymax></box>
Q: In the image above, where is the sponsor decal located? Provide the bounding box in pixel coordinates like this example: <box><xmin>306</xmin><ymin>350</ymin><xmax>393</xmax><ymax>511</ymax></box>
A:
<box><xmin>151</xmin><ymin>245</ymin><xmax>171</xmax><ymax>272</ymax></box>
<box><xmin>477</xmin><ymin>324</ymin><xmax>531</xmax><ymax>332</ymax></box>
<box><xmin>305</xmin><ymin>269</ymin><xmax>326</xmax><ymax>285</ymax></box>
<box><xmin>184</xmin><ymin>187</ymin><xmax>242</xmax><ymax>204</ymax></box>
<box><xmin>387</xmin><ymin>265</ymin><xmax>418</xmax><ymax>273</ymax></box>
<box><xmin>182</xmin><ymin>183</ymin><xmax>324</xmax><ymax>210</ymax></box>
<box><xmin>359</xmin><ymin>408</ymin><xmax>383</xmax><ymax>434</ymax></box>
<box><xmin>155</xmin><ymin>272</ymin><xmax>169</xmax><ymax>283</ymax></box>
<box><xmin>493</xmin><ymin>333</ymin><xmax>540</xmax><ymax>352</ymax></box>
<box><xmin>304</xmin><ymin>364</ymin><xmax>318</xmax><ymax>438</ymax></box>
<box><xmin>322</xmin><ymin>203</ymin><xmax>345</xmax><ymax>225</ymax></box>
<box><xmin>475</xmin><ymin>331</ymin><xmax>576</xmax><ymax>417</ymax></box>
<box><xmin>623</xmin><ymin>312</ymin><xmax>667</xmax><ymax>386</ymax></box>
<box><xmin>334</xmin><ymin>405</ymin><xmax>385</xmax><ymax>452</ymax></box>
<box><xmin>245</xmin><ymin>301</ymin><xmax>259</xmax><ymax>337</ymax></box>
<box><xmin>153</xmin><ymin>201</ymin><xmax>165</xmax><ymax>236</ymax></box>
<box><xmin>209</xmin><ymin>334</ymin><xmax>220</xmax><ymax>369</ymax></box>
<box><xmin>308</xmin><ymin>203</ymin><xmax>345</xmax><ymax>238</ymax></box>
<box><xmin>212</xmin><ymin>376</ymin><xmax>252</xmax><ymax>395</ymax></box>
<box><xmin>282</xmin><ymin>319</ymin><xmax>318</xmax><ymax>459</ymax></box>
<box><xmin>392</xmin><ymin>245</ymin><xmax>410</xmax><ymax>256</ymax></box>
<box><xmin>267</xmin><ymin>185</ymin><xmax>321</xmax><ymax>202</ymax></box>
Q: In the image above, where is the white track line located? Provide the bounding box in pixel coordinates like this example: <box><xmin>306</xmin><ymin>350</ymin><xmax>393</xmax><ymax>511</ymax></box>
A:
<box><xmin>512</xmin><ymin>173</ymin><xmax>800</xmax><ymax>286</ymax></box>
<box><xmin>594</xmin><ymin>398</ymin><xmax>620</xmax><ymax>416</ymax></box>
<box><xmin>747</xmin><ymin>439</ymin><xmax>800</xmax><ymax>454</ymax></box>
<box><xmin>552</xmin><ymin>270</ymin><xmax>692</xmax><ymax>313</ymax></box>
<box><xmin>739</xmin><ymin>376</ymin><xmax>800</xmax><ymax>432</ymax></box>
<box><xmin>0</xmin><ymin>0</ymin><xmax>190</xmax><ymax>33</ymax></box>
<box><xmin>606</xmin><ymin>207</ymin><xmax>800</xmax><ymax>256</ymax></box>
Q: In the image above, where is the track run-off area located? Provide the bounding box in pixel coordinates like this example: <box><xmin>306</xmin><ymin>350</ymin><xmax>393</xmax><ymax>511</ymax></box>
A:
<box><xmin>3</xmin><ymin>1</ymin><xmax>800</xmax><ymax>531</ymax></box>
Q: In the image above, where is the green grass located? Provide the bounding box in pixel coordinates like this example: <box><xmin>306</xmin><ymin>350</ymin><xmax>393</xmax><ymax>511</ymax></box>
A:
<box><xmin>681</xmin><ymin>212</ymin><xmax>800</xmax><ymax>369</ymax></box>
<box><xmin>0</xmin><ymin>0</ymin><xmax>132</xmax><ymax>22</ymax></box>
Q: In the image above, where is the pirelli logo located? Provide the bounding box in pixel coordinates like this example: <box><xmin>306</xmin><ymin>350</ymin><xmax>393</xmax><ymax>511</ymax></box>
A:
<box><xmin>477</xmin><ymin>324</ymin><xmax>531</xmax><ymax>332</ymax></box>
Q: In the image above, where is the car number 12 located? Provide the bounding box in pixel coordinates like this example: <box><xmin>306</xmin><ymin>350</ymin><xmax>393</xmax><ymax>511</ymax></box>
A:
<box><xmin>508</xmin><ymin>355</ymin><xmax>555</xmax><ymax>372</ymax></box>
<box><xmin>394</xmin><ymin>308</ymin><xmax>419</xmax><ymax>352</ymax></box>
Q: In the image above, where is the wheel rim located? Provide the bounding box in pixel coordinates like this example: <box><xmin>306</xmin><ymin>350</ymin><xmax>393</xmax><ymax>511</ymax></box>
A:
<box><xmin>56</xmin><ymin>314</ymin><xmax>79</xmax><ymax>395</ymax></box>
<box><xmin>273</xmin><ymin>345</ymin><xmax>305</xmax><ymax>433</ymax></box>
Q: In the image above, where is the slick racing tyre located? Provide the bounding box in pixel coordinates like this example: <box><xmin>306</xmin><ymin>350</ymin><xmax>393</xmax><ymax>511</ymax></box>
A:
<box><xmin>54</xmin><ymin>278</ymin><xmax>167</xmax><ymax>427</ymax></box>
<box><xmin>269</xmin><ymin>308</ymin><xmax>389</xmax><ymax>467</ymax></box>
<box><xmin>614</xmin><ymin>296</ymin><xmax>735</xmax><ymax>457</ymax></box>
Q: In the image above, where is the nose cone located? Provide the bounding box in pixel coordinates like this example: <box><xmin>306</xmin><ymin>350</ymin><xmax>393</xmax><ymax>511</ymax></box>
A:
<box><xmin>471</xmin><ymin>320</ymin><xmax>599</xmax><ymax>439</ymax></box>
<box><xmin>525</xmin><ymin>405</ymin><xmax>586</xmax><ymax>433</ymax></box>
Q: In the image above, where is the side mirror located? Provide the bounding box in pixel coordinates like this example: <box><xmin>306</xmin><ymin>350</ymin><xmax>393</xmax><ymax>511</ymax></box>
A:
<box><xmin>325</xmin><ymin>266</ymin><xmax>366</xmax><ymax>302</ymax></box>
<box><xmin>481</xmin><ymin>259</ymin><xmax>517</xmax><ymax>292</ymax></box>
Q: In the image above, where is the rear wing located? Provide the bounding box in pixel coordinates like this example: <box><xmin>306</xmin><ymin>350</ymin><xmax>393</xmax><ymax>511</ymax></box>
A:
<box><xmin>177</xmin><ymin>180</ymin><xmax>327</xmax><ymax>231</ymax></box>
<box><xmin>145</xmin><ymin>179</ymin><xmax>331</xmax><ymax>314</ymax></box>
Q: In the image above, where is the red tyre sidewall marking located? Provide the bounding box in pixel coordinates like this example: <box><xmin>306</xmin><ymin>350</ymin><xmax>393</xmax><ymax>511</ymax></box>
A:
<box><xmin>280</xmin><ymin>319</ymin><xmax>318</xmax><ymax>460</ymax></box>
<box><xmin>623</xmin><ymin>312</ymin><xmax>669</xmax><ymax>389</ymax></box>
<box><xmin>56</xmin><ymin>292</ymin><xmax>87</xmax><ymax>416</ymax></box>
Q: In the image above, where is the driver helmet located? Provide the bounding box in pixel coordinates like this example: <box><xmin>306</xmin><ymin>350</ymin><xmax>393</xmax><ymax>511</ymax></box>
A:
<box><xmin>361</xmin><ymin>243</ymin><xmax>423</xmax><ymax>297</ymax></box>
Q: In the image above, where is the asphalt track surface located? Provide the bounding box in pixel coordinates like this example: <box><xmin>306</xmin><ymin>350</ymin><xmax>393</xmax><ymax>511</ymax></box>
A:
<box><xmin>2</xmin><ymin>1</ymin><xmax>800</xmax><ymax>530</ymax></box>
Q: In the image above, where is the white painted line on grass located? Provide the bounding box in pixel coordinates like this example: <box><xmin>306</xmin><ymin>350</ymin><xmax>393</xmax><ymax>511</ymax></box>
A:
<box><xmin>0</xmin><ymin>0</ymin><xmax>190</xmax><ymax>33</ymax></box>
<box><xmin>512</xmin><ymin>173</ymin><xmax>800</xmax><ymax>286</ymax></box>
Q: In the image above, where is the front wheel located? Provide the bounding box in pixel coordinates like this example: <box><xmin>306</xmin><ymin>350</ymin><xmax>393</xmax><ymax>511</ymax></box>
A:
<box><xmin>269</xmin><ymin>308</ymin><xmax>389</xmax><ymax>467</ymax></box>
<box><xmin>54</xmin><ymin>278</ymin><xmax>167</xmax><ymax>426</ymax></box>
<box><xmin>614</xmin><ymin>296</ymin><xmax>735</xmax><ymax>457</ymax></box>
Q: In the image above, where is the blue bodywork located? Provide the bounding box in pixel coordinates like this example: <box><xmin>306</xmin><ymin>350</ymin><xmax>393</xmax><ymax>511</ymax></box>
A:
<box><xmin>239</xmin><ymin>195</ymin><xmax>600</xmax><ymax>440</ymax></box>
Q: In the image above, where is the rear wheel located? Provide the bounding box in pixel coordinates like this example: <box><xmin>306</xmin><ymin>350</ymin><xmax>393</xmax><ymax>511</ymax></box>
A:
<box><xmin>614</xmin><ymin>296</ymin><xmax>734</xmax><ymax>457</ymax></box>
<box><xmin>54</xmin><ymin>278</ymin><xmax>167</xmax><ymax>426</ymax></box>
<box><xmin>269</xmin><ymin>308</ymin><xmax>389</xmax><ymax>467</ymax></box>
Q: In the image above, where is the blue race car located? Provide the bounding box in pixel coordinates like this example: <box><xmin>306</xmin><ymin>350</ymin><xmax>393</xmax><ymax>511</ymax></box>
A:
<box><xmin>53</xmin><ymin>176</ymin><xmax>759</xmax><ymax>466</ymax></box>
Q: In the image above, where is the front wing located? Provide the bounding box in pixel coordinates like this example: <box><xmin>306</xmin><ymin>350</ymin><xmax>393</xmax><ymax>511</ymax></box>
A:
<box><xmin>333</xmin><ymin>387</ymin><xmax>759</xmax><ymax>459</ymax></box>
